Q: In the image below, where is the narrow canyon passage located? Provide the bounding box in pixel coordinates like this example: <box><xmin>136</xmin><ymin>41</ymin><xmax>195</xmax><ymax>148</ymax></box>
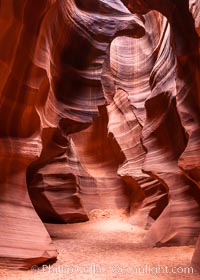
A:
<box><xmin>0</xmin><ymin>210</ymin><xmax>199</xmax><ymax>280</ymax></box>
<box><xmin>0</xmin><ymin>0</ymin><xmax>200</xmax><ymax>278</ymax></box>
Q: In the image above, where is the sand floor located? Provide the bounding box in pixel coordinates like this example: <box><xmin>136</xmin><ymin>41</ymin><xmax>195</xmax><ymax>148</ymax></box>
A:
<box><xmin>0</xmin><ymin>211</ymin><xmax>199</xmax><ymax>280</ymax></box>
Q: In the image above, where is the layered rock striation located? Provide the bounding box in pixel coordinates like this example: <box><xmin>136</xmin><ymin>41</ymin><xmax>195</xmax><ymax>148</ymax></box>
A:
<box><xmin>0</xmin><ymin>0</ymin><xmax>199</xmax><ymax>271</ymax></box>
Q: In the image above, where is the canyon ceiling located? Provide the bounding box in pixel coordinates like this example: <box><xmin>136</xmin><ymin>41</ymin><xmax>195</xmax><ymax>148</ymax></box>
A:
<box><xmin>0</xmin><ymin>0</ymin><xmax>200</xmax><ymax>272</ymax></box>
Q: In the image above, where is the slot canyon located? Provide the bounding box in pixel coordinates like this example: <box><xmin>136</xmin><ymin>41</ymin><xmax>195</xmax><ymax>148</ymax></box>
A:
<box><xmin>0</xmin><ymin>0</ymin><xmax>200</xmax><ymax>279</ymax></box>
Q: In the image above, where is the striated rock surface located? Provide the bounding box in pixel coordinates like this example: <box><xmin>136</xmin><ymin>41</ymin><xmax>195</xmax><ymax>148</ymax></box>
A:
<box><xmin>27</xmin><ymin>0</ymin><xmax>144</xmax><ymax>222</ymax></box>
<box><xmin>0</xmin><ymin>0</ymin><xmax>200</xmax><ymax>271</ymax></box>
<box><xmin>123</xmin><ymin>0</ymin><xmax>200</xmax><ymax>266</ymax></box>
<box><xmin>0</xmin><ymin>0</ymin><xmax>144</xmax><ymax>269</ymax></box>
<box><xmin>189</xmin><ymin>0</ymin><xmax>200</xmax><ymax>35</ymax></box>
<box><xmin>103</xmin><ymin>12</ymin><xmax>169</xmax><ymax>229</ymax></box>
<box><xmin>0</xmin><ymin>0</ymin><xmax>58</xmax><ymax>269</ymax></box>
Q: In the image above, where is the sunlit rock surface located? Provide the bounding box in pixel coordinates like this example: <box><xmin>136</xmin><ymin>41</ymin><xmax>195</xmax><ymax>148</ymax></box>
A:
<box><xmin>0</xmin><ymin>0</ymin><xmax>199</xmax><ymax>271</ymax></box>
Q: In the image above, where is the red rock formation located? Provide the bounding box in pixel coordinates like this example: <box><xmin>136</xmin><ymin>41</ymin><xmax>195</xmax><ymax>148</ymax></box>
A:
<box><xmin>192</xmin><ymin>235</ymin><xmax>200</xmax><ymax>273</ymax></box>
<box><xmin>0</xmin><ymin>0</ymin><xmax>144</xmax><ymax>269</ymax></box>
<box><xmin>123</xmin><ymin>0</ymin><xmax>200</xmax><ymax>269</ymax></box>
<box><xmin>0</xmin><ymin>0</ymin><xmax>58</xmax><ymax>269</ymax></box>
<box><xmin>102</xmin><ymin>13</ymin><xmax>169</xmax><ymax>228</ymax></box>
<box><xmin>27</xmin><ymin>0</ymin><xmax>144</xmax><ymax>222</ymax></box>
<box><xmin>0</xmin><ymin>0</ymin><xmax>199</xmax><ymax>271</ymax></box>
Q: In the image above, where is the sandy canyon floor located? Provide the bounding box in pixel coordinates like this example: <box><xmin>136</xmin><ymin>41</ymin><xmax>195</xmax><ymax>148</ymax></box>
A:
<box><xmin>0</xmin><ymin>210</ymin><xmax>199</xmax><ymax>280</ymax></box>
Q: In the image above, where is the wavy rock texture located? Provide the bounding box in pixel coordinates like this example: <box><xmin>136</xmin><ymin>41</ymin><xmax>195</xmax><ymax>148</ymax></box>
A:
<box><xmin>0</xmin><ymin>0</ymin><xmax>58</xmax><ymax>269</ymax></box>
<box><xmin>123</xmin><ymin>0</ymin><xmax>200</xmax><ymax>270</ymax></box>
<box><xmin>0</xmin><ymin>0</ymin><xmax>200</xmax><ymax>271</ymax></box>
<box><xmin>189</xmin><ymin>0</ymin><xmax>200</xmax><ymax>35</ymax></box>
<box><xmin>71</xmin><ymin>106</ymin><xmax>131</xmax><ymax>212</ymax></box>
<box><xmin>27</xmin><ymin>0</ymin><xmax>144</xmax><ymax>222</ymax></box>
<box><xmin>103</xmin><ymin>13</ymin><xmax>169</xmax><ymax>230</ymax></box>
<box><xmin>0</xmin><ymin>0</ymin><xmax>144</xmax><ymax>269</ymax></box>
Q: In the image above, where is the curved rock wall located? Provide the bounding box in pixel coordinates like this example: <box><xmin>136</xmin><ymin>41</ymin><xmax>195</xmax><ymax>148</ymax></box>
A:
<box><xmin>0</xmin><ymin>0</ymin><xmax>58</xmax><ymax>269</ymax></box>
<box><xmin>123</xmin><ymin>0</ymin><xmax>200</xmax><ymax>270</ymax></box>
<box><xmin>0</xmin><ymin>0</ymin><xmax>199</xmax><ymax>271</ymax></box>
